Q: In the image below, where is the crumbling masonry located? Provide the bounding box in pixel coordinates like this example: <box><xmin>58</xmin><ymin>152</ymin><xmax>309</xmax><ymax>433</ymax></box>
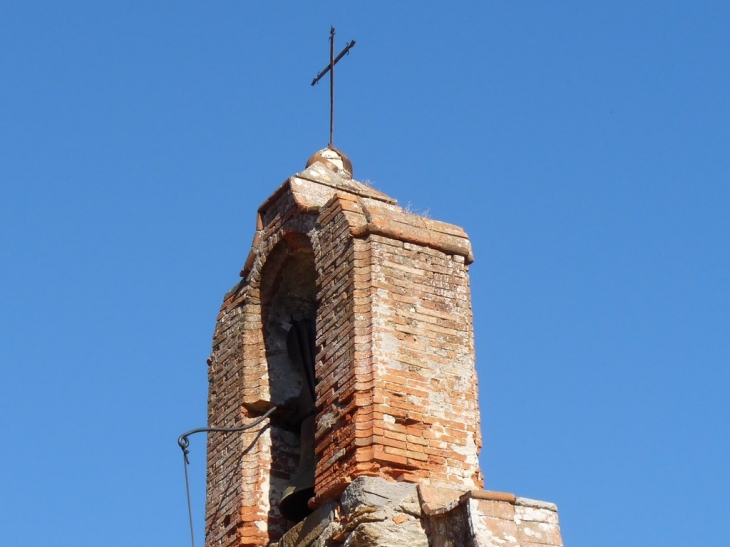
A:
<box><xmin>205</xmin><ymin>147</ymin><xmax>564</xmax><ymax>546</ymax></box>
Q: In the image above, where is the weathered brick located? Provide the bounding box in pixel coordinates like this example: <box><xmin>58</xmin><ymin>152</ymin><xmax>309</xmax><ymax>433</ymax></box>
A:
<box><xmin>203</xmin><ymin>154</ymin><xmax>492</xmax><ymax>547</ymax></box>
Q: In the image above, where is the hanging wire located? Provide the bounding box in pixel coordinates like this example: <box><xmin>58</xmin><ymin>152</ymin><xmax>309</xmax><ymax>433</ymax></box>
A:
<box><xmin>177</xmin><ymin>406</ymin><xmax>278</xmax><ymax>547</ymax></box>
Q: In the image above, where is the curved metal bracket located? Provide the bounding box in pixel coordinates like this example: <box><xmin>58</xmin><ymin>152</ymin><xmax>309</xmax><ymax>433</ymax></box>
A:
<box><xmin>177</xmin><ymin>406</ymin><xmax>277</xmax><ymax>547</ymax></box>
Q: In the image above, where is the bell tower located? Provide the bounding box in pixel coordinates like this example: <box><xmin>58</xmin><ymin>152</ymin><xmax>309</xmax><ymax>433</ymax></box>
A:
<box><xmin>204</xmin><ymin>148</ymin><xmax>564</xmax><ymax>547</ymax></box>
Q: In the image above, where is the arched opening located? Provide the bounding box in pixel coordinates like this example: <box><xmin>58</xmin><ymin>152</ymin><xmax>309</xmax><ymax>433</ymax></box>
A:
<box><xmin>258</xmin><ymin>234</ymin><xmax>319</xmax><ymax>535</ymax></box>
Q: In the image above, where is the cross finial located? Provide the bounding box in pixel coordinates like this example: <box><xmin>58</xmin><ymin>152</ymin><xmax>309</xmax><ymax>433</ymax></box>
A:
<box><xmin>311</xmin><ymin>27</ymin><xmax>356</xmax><ymax>147</ymax></box>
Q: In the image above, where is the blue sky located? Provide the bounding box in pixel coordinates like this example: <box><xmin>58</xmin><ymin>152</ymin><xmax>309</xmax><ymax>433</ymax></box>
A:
<box><xmin>1</xmin><ymin>2</ymin><xmax>728</xmax><ymax>546</ymax></box>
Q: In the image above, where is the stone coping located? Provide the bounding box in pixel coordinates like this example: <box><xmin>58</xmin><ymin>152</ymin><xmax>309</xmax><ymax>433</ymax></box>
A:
<box><xmin>419</xmin><ymin>484</ymin><xmax>558</xmax><ymax>517</ymax></box>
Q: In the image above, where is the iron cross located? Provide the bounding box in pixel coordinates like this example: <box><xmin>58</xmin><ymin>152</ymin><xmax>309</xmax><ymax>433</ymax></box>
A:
<box><xmin>311</xmin><ymin>27</ymin><xmax>356</xmax><ymax>147</ymax></box>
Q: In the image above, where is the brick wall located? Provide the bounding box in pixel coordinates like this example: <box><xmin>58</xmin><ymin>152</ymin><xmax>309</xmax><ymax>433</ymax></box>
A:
<box><xmin>205</xmin><ymin>159</ymin><xmax>484</xmax><ymax>546</ymax></box>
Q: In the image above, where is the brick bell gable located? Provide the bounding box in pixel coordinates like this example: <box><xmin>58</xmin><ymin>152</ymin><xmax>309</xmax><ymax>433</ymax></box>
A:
<box><xmin>205</xmin><ymin>152</ymin><xmax>482</xmax><ymax>545</ymax></box>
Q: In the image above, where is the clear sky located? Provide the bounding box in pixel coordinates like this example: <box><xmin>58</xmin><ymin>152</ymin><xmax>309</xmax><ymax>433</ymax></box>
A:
<box><xmin>1</xmin><ymin>2</ymin><xmax>728</xmax><ymax>546</ymax></box>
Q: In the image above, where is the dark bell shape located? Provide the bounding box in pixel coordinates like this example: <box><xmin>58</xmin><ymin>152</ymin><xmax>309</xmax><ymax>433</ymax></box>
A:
<box><xmin>279</xmin><ymin>414</ymin><xmax>317</xmax><ymax>522</ymax></box>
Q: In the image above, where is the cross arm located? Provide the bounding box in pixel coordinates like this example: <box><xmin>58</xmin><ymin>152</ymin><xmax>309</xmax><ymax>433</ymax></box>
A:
<box><xmin>310</xmin><ymin>40</ymin><xmax>356</xmax><ymax>86</ymax></box>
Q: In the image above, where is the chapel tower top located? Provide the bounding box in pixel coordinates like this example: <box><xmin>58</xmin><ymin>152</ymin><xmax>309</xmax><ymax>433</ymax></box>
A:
<box><xmin>199</xmin><ymin>26</ymin><xmax>563</xmax><ymax>547</ymax></box>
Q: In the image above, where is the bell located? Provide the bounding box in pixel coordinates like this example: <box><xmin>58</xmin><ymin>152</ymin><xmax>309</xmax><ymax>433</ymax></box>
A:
<box><xmin>279</xmin><ymin>414</ymin><xmax>316</xmax><ymax>522</ymax></box>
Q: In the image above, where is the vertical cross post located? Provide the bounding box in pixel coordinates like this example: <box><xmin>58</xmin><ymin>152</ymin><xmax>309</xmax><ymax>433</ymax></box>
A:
<box><xmin>311</xmin><ymin>27</ymin><xmax>356</xmax><ymax>148</ymax></box>
<box><xmin>329</xmin><ymin>27</ymin><xmax>335</xmax><ymax>147</ymax></box>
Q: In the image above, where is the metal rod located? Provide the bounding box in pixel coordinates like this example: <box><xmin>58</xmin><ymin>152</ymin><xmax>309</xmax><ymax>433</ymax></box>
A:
<box><xmin>329</xmin><ymin>26</ymin><xmax>335</xmax><ymax>146</ymax></box>
<box><xmin>182</xmin><ymin>450</ymin><xmax>196</xmax><ymax>547</ymax></box>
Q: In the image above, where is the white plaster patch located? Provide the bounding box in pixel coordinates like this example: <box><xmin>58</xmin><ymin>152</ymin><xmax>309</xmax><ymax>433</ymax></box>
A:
<box><xmin>318</xmin><ymin>409</ymin><xmax>336</xmax><ymax>430</ymax></box>
<box><xmin>515</xmin><ymin>504</ymin><xmax>559</xmax><ymax>525</ymax></box>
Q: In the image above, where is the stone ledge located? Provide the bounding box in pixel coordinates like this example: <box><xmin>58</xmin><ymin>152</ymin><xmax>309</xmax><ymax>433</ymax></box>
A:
<box><xmin>270</xmin><ymin>476</ymin><xmax>562</xmax><ymax>546</ymax></box>
<box><xmin>515</xmin><ymin>497</ymin><xmax>558</xmax><ymax>512</ymax></box>
<box><xmin>462</xmin><ymin>489</ymin><xmax>517</xmax><ymax>504</ymax></box>
<box><xmin>420</xmin><ymin>484</ymin><xmax>518</xmax><ymax>517</ymax></box>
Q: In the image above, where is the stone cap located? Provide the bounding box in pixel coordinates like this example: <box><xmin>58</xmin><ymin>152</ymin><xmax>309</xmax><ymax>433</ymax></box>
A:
<box><xmin>306</xmin><ymin>146</ymin><xmax>354</xmax><ymax>179</ymax></box>
<box><xmin>418</xmin><ymin>484</ymin><xmax>558</xmax><ymax>517</ymax></box>
<box><xmin>293</xmin><ymin>161</ymin><xmax>397</xmax><ymax>206</ymax></box>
